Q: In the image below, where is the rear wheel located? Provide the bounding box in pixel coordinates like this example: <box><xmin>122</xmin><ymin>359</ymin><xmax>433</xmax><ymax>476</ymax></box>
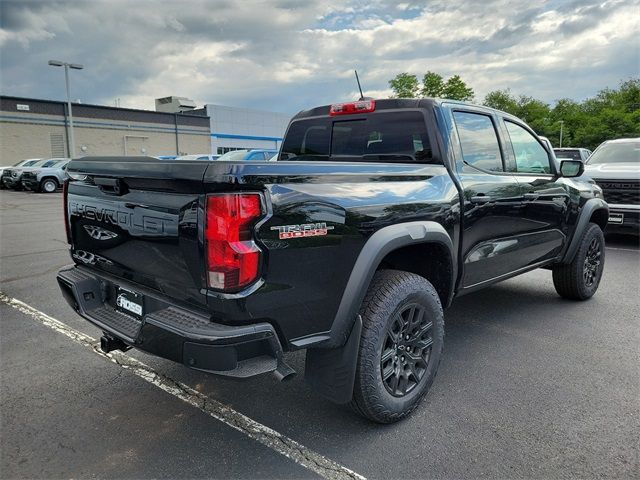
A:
<box><xmin>40</xmin><ymin>178</ymin><xmax>58</xmax><ymax>193</ymax></box>
<box><xmin>552</xmin><ymin>223</ymin><xmax>605</xmax><ymax>300</ymax></box>
<box><xmin>350</xmin><ymin>269</ymin><xmax>444</xmax><ymax>423</ymax></box>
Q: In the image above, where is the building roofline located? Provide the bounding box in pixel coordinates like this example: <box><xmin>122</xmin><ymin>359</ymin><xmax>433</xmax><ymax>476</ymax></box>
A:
<box><xmin>0</xmin><ymin>94</ymin><xmax>206</xmax><ymax>118</ymax></box>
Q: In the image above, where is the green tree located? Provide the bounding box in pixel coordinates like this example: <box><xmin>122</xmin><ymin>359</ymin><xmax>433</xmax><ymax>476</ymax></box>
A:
<box><xmin>515</xmin><ymin>95</ymin><xmax>551</xmax><ymax>133</ymax></box>
<box><xmin>483</xmin><ymin>89</ymin><xmax>519</xmax><ymax>114</ymax></box>
<box><xmin>388</xmin><ymin>73</ymin><xmax>420</xmax><ymax>98</ymax></box>
<box><xmin>421</xmin><ymin>71</ymin><xmax>445</xmax><ymax>97</ymax></box>
<box><xmin>389</xmin><ymin>71</ymin><xmax>474</xmax><ymax>100</ymax></box>
<box><xmin>442</xmin><ymin>75</ymin><xmax>475</xmax><ymax>102</ymax></box>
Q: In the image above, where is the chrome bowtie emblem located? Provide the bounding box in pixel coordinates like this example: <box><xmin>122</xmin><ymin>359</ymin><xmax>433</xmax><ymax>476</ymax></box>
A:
<box><xmin>84</xmin><ymin>225</ymin><xmax>118</xmax><ymax>240</ymax></box>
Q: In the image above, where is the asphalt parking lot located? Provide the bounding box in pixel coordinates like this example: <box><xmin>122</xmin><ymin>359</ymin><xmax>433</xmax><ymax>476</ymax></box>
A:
<box><xmin>1</xmin><ymin>189</ymin><xmax>638</xmax><ymax>479</ymax></box>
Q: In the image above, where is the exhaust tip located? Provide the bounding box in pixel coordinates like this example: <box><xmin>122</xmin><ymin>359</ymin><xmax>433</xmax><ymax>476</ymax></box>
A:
<box><xmin>273</xmin><ymin>362</ymin><xmax>296</xmax><ymax>382</ymax></box>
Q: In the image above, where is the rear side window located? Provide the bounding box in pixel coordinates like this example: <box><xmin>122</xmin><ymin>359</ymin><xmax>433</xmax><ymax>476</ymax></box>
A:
<box><xmin>505</xmin><ymin>121</ymin><xmax>551</xmax><ymax>174</ymax></box>
<box><xmin>280</xmin><ymin>112</ymin><xmax>435</xmax><ymax>163</ymax></box>
<box><xmin>453</xmin><ymin>111</ymin><xmax>503</xmax><ymax>172</ymax></box>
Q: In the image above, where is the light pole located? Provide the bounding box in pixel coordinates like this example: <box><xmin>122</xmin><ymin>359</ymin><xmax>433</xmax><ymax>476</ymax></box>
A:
<box><xmin>48</xmin><ymin>60</ymin><xmax>83</xmax><ymax>158</ymax></box>
<box><xmin>559</xmin><ymin>120</ymin><xmax>564</xmax><ymax>148</ymax></box>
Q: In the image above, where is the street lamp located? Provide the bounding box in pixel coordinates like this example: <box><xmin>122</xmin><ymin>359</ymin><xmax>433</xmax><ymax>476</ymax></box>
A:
<box><xmin>48</xmin><ymin>60</ymin><xmax>84</xmax><ymax>158</ymax></box>
<box><xmin>559</xmin><ymin>120</ymin><xmax>564</xmax><ymax>148</ymax></box>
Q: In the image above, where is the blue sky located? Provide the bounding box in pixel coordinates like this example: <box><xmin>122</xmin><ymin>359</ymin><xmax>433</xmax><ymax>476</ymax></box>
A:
<box><xmin>1</xmin><ymin>0</ymin><xmax>638</xmax><ymax>114</ymax></box>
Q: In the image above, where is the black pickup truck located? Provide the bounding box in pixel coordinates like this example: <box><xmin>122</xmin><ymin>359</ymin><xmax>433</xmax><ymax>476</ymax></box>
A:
<box><xmin>57</xmin><ymin>98</ymin><xmax>608</xmax><ymax>423</ymax></box>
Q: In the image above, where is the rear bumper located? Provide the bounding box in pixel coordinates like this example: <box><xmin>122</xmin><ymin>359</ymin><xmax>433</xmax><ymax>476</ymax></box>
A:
<box><xmin>56</xmin><ymin>265</ymin><xmax>293</xmax><ymax>379</ymax></box>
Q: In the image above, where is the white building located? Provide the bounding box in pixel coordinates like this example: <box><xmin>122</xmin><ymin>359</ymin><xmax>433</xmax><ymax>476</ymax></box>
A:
<box><xmin>204</xmin><ymin>104</ymin><xmax>291</xmax><ymax>155</ymax></box>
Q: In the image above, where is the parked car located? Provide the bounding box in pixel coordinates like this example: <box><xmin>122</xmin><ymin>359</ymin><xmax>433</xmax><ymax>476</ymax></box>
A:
<box><xmin>0</xmin><ymin>158</ymin><xmax>46</xmax><ymax>189</ymax></box>
<box><xmin>0</xmin><ymin>158</ymin><xmax>44</xmax><ymax>187</ymax></box>
<box><xmin>156</xmin><ymin>155</ymin><xmax>178</xmax><ymax>160</ymax></box>
<box><xmin>584</xmin><ymin>138</ymin><xmax>639</xmax><ymax>233</ymax></box>
<box><xmin>21</xmin><ymin>158</ymin><xmax>70</xmax><ymax>193</ymax></box>
<box><xmin>554</xmin><ymin>147</ymin><xmax>592</xmax><ymax>162</ymax></box>
<box><xmin>217</xmin><ymin>149</ymin><xmax>278</xmax><ymax>161</ymax></box>
<box><xmin>175</xmin><ymin>154</ymin><xmax>220</xmax><ymax>161</ymax></box>
<box><xmin>57</xmin><ymin>98</ymin><xmax>606</xmax><ymax>423</ymax></box>
<box><xmin>1</xmin><ymin>158</ymin><xmax>50</xmax><ymax>190</ymax></box>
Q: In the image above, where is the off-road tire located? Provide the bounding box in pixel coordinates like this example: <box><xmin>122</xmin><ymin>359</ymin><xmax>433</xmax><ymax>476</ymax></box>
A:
<box><xmin>552</xmin><ymin>222</ymin><xmax>605</xmax><ymax>300</ymax></box>
<box><xmin>349</xmin><ymin>269</ymin><xmax>444</xmax><ymax>423</ymax></box>
<box><xmin>40</xmin><ymin>178</ymin><xmax>58</xmax><ymax>193</ymax></box>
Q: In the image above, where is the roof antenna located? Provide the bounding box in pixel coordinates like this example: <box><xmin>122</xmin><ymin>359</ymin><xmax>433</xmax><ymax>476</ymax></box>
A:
<box><xmin>354</xmin><ymin>69</ymin><xmax>365</xmax><ymax>100</ymax></box>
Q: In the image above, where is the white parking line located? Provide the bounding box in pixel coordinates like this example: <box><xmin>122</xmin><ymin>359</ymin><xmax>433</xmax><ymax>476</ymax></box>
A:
<box><xmin>605</xmin><ymin>246</ymin><xmax>638</xmax><ymax>252</ymax></box>
<box><xmin>0</xmin><ymin>292</ymin><xmax>366</xmax><ymax>480</ymax></box>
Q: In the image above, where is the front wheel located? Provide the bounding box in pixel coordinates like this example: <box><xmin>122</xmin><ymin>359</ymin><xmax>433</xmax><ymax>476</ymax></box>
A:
<box><xmin>552</xmin><ymin>223</ymin><xmax>605</xmax><ymax>300</ymax></box>
<box><xmin>40</xmin><ymin>178</ymin><xmax>58</xmax><ymax>193</ymax></box>
<box><xmin>350</xmin><ymin>269</ymin><xmax>444</xmax><ymax>423</ymax></box>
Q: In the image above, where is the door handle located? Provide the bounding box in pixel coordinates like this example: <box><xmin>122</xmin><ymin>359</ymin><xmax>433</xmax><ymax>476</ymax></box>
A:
<box><xmin>523</xmin><ymin>192</ymin><xmax>539</xmax><ymax>200</ymax></box>
<box><xmin>470</xmin><ymin>195</ymin><xmax>492</xmax><ymax>204</ymax></box>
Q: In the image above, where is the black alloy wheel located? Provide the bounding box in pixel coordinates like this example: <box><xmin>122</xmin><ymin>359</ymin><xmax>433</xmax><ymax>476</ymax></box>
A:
<box><xmin>583</xmin><ymin>237</ymin><xmax>602</xmax><ymax>287</ymax></box>
<box><xmin>381</xmin><ymin>303</ymin><xmax>433</xmax><ymax>397</ymax></box>
<box><xmin>350</xmin><ymin>269</ymin><xmax>444</xmax><ymax>423</ymax></box>
<box><xmin>552</xmin><ymin>222</ymin><xmax>605</xmax><ymax>300</ymax></box>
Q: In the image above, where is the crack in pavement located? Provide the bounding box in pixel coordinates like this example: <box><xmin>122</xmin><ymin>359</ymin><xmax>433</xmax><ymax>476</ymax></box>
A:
<box><xmin>0</xmin><ymin>292</ymin><xmax>366</xmax><ymax>480</ymax></box>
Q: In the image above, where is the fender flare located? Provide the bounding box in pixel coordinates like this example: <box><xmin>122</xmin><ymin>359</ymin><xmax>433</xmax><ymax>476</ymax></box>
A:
<box><xmin>331</xmin><ymin>221</ymin><xmax>454</xmax><ymax>349</ymax></box>
<box><xmin>561</xmin><ymin>198</ymin><xmax>609</xmax><ymax>264</ymax></box>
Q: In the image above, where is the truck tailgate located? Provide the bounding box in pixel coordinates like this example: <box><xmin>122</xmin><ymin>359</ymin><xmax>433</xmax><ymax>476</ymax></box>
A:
<box><xmin>66</xmin><ymin>157</ymin><xmax>209</xmax><ymax>308</ymax></box>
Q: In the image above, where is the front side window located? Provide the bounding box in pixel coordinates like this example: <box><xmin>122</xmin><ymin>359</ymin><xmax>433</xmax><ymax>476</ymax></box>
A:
<box><xmin>280</xmin><ymin>111</ymin><xmax>435</xmax><ymax>163</ymax></box>
<box><xmin>453</xmin><ymin>111</ymin><xmax>503</xmax><ymax>172</ymax></box>
<box><xmin>505</xmin><ymin>121</ymin><xmax>551</xmax><ymax>174</ymax></box>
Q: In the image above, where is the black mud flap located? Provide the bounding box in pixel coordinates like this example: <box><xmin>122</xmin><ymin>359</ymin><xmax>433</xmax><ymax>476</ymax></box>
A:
<box><xmin>304</xmin><ymin>314</ymin><xmax>362</xmax><ymax>404</ymax></box>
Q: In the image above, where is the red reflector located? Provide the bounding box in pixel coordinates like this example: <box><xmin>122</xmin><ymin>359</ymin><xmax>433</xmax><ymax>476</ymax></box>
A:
<box><xmin>63</xmin><ymin>179</ymin><xmax>71</xmax><ymax>244</ymax></box>
<box><xmin>205</xmin><ymin>193</ymin><xmax>263</xmax><ymax>291</ymax></box>
<box><xmin>329</xmin><ymin>99</ymin><xmax>376</xmax><ymax>116</ymax></box>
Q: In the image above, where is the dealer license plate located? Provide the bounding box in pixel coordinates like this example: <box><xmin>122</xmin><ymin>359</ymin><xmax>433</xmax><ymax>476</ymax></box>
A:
<box><xmin>608</xmin><ymin>213</ymin><xmax>624</xmax><ymax>224</ymax></box>
<box><xmin>115</xmin><ymin>288</ymin><xmax>144</xmax><ymax>319</ymax></box>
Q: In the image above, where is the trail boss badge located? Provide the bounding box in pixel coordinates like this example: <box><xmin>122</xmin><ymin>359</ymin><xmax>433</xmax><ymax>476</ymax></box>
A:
<box><xmin>271</xmin><ymin>223</ymin><xmax>334</xmax><ymax>240</ymax></box>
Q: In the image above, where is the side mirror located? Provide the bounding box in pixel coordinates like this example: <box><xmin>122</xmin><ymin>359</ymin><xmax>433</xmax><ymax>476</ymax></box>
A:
<box><xmin>559</xmin><ymin>160</ymin><xmax>584</xmax><ymax>178</ymax></box>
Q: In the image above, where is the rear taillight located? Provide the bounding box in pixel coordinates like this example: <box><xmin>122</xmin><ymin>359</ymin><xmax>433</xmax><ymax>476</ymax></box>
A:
<box><xmin>205</xmin><ymin>193</ymin><xmax>263</xmax><ymax>291</ymax></box>
<box><xmin>329</xmin><ymin>99</ymin><xmax>376</xmax><ymax>116</ymax></box>
<box><xmin>63</xmin><ymin>179</ymin><xmax>71</xmax><ymax>244</ymax></box>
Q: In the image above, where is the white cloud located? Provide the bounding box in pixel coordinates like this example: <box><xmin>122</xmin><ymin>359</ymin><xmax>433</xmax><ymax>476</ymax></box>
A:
<box><xmin>0</xmin><ymin>0</ymin><xmax>637</xmax><ymax>113</ymax></box>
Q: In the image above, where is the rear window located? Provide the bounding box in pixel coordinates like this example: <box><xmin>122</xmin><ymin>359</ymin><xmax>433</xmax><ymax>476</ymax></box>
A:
<box><xmin>554</xmin><ymin>149</ymin><xmax>581</xmax><ymax>160</ymax></box>
<box><xmin>279</xmin><ymin>111</ymin><xmax>436</xmax><ymax>163</ymax></box>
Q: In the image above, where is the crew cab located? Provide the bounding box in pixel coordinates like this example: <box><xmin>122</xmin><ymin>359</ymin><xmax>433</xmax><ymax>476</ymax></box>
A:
<box><xmin>57</xmin><ymin>99</ymin><xmax>608</xmax><ymax>423</ymax></box>
<box><xmin>21</xmin><ymin>158</ymin><xmax>70</xmax><ymax>193</ymax></box>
